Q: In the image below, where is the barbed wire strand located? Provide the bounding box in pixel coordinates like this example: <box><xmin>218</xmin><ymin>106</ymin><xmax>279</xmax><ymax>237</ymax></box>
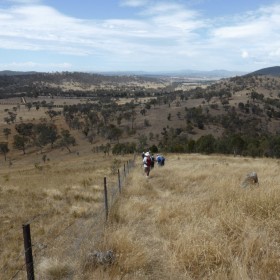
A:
<box><xmin>2</xmin><ymin>157</ymin><xmax>136</xmax><ymax>280</ymax></box>
<box><xmin>1</xmin><ymin>225</ymin><xmax>22</xmax><ymax>241</ymax></box>
<box><xmin>24</xmin><ymin>209</ymin><xmax>54</xmax><ymax>225</ymax></box>
<box><xmin>9</xmin><ymin>262</ymin><xmax>25</xmax><ymax>280</ymax></box>
<box><xmin>0</xmin><ymin>247</ymin><xmax>25</xmax><ymax>278</ymax></box>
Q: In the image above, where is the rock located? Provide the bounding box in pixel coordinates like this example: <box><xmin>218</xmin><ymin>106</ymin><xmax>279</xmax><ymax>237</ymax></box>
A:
<box><xmin>87</xmin><ymin>250</ymin><xmax>115</xmax><ymax>268</ymax></box>
<box><xmin>241</xmin><ymin>171</ymin><xmax>259</xmax><ymax>188</ymax></box>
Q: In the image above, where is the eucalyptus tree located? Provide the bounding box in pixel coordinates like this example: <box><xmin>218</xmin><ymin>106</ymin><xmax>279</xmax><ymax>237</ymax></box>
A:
<box><xmin>34</xmin><ymin>123</ymin><xmax>59</xmax><ymax>151</ymax></box>
<box><xmin>13</xmin><ymin>134</ymin><xmax>28</xmax><ymax>154</ymax></box>
<box><xmin>0</xmin><ymin>142</ymin><xmax>9</xmax><ymax>161</ymax></box>
<box><xmin>3</xmin><ymin>128</ymin><xmax>11</xmax><ymax>140</ymax></box>
<box><xmin>59</xmin><ymin>129</ymin><xmax>76</xmax><ymax>153</ymax></box>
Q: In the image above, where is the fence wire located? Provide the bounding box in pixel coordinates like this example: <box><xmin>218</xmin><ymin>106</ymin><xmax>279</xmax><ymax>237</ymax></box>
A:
<box><xmin>1</xmin><ymin>157</ymin><xmax>136</xmax><ymax>280</ymax></box>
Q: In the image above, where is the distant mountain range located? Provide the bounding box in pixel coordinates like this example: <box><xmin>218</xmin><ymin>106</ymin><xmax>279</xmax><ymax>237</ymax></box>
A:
<box><xmin>98</xmin><ymin>69</ymin><xmax>247</xmax><ymax>78</ymax></box>
<box><xmin>0</xmin><ymin>70</ymin><xmax>37</xmax><ymax>76</ymax></box>
<box><xmin>0</xmin><ymin>69</ymin><xmax>247</xmax><ymax>79</ymax></box>
<box><xmin>1</xmin><ymin>66</ymin><xmax>280</xmax><ymax>79</ymax></box>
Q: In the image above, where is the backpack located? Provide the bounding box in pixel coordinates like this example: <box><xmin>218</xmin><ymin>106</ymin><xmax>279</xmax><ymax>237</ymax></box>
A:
<box><xmin>150</xmin><ymin>156</ymin><xmax>155</xmax><ymax>167</ymax></box>
<box><xmin>146</xmin><ymin>156</ymin><xmax>151</xmax><ymax>167</ymax></box>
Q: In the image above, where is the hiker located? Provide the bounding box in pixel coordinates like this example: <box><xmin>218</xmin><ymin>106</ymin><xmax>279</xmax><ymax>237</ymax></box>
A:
<box><xmin>156</xmin><ymin>154</ymin><xmax>165</xmax><ymax>166</ymax></box>
<box><xmin>143</xmin><ymin>152</ymin><xmax>152</xmax><ymax>176</ymax></box>
<box><xmin>142</xmin><ymin>152</ymin><xmax>145</xmax><ymax>159</ymax></box>
<box><xmin>161</xmin><ymin>156</ymin><xmax>165</xmax><ymax>166</ymax></box>
<box><xmin>150</xmin><ymin>154</ymin><xmax>155</xmax><ymax>169</ymax></box>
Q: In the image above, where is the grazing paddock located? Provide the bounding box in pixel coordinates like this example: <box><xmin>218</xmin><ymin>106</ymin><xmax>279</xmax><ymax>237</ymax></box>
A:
<box><xmin>2</xmin><ymin>153</ymin><xmax>280</xmax><ymax>279</ymax></box>
<box><xmin>92</xmin><ymin>154</ymin><xmax>280</xmax><ymax>280</ymax></box>
<box><xmin>0</xmin><ymin>152</ymin><xmax>133</xmax><ymax>279</ymax></box>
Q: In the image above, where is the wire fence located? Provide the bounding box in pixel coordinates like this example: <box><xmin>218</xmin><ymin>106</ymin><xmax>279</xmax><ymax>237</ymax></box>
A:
<box><xmin>0</xmin><ymin>157</ymin><xmax>136</xmax><ymax>280</ymax></box>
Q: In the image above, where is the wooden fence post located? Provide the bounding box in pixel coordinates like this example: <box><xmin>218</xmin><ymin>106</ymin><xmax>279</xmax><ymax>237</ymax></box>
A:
<box><xmin>118</xmin><ymin>169</ymin><xmax>121</xmax><ymax>194</ymax></box>
<box><xmin>104</xmin><ymin>177</ymin><xmax>108</xmax><ymax>220</ymax></box>
<box><xmin>22</xmin><ymin>223</ymin><xmax>35</xmax><ymax>280</ymax></box>
<box><xmin>124</xmin><ymin>163</ymin><xmax>126</xmax><ymax>176</ymax></box>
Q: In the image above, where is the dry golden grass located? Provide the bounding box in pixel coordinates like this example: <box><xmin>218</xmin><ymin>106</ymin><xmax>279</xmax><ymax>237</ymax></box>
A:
<box><xmin>0</xmin><ymin>152</ymin><xmax>132</xmax><ymax>280</ymax></box>
<box><xmin>92</xmin><ymin>154</ymin><xmax>280</xmax><ymax>280</ymax></box>
<box><xmin>3</xmin><ymin>153</ymin><xmax>280</xmax><ymax>279</ymax></box>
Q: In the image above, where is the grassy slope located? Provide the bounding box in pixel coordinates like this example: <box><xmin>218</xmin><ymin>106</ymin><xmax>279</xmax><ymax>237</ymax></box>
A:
<box><xmin>0</xmin><ymin>152</ymin><xmax>132</xmax><ymax>279</ymax></box>
<box><xmin>2</xmin><ymin>75</ymin><xmax>280</xmax><ymax>278</ymax></box>
<box><xmin>92</xmin><ymin>154</ymin><xmax>280</xmax><ymax>280</ymax></box>
<box><xmin>2</xmin><ymin>153</ymin><xmax>280</xmax><ymax>279</ymax></box>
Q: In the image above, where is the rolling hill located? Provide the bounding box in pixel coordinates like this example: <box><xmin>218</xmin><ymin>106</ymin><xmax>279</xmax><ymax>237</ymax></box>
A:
<box><xmin>0</xmin><ymin>67</ymin><xmax>280</xmax><ymax>164</ymax></box>
<box><xmin>2</xmin><ymin>67</ymin><xmax>280</xmax><ymax>279</ymax></box>
<box><xmin>247</xmin><ymin>66</ymin><xmax>280</xmax><ymax>76</ymax></box>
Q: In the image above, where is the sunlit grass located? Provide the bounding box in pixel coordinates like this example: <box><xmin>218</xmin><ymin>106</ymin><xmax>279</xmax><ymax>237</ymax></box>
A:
<box><xmin>0</xmin><ymin>152</ymin><xmax>132</xmax><ymax>279</ymax></box>
<box><xmin>99</xmin><ymin>154</ymin><xmax>280</xmax><ymax>279</ymax></box>
<box><xmin>2</xmin><ymin>153</ymin><xmax>280</xmax><ymax>279</ymax></box>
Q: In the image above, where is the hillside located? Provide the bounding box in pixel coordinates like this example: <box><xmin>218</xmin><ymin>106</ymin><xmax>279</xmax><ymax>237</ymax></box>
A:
<box><xmin>0</xmin><ymin>71</ymin><xmax>168</xmax><ymax>98</ymax></box>
<box><xmin>247</xmin><ymin>66</ymin><xmax>280</xmax><ymax>76</ymax></box>
<box><xmin>0</xmin><ymin>70</ymin><xmax>37</xmax><ymax>76</ymax></box>
<box><xmin>2</xmin><ymin>67</ymin><xmax>280</xmax><ymax>279</ymax></box>
<box><xmin>1</xmin><ymin>69</ymin><xmax>280</xmax><ymax>165</ymax></box>
<box><xmin>97</xmin><ymin>154</ymin><xmax>280</xmax><ymax>279</ymax></box>
<box><xmin>2</xmin><ymin>154</ymin><xmax>280</xmax><ymax>279</ymax></box>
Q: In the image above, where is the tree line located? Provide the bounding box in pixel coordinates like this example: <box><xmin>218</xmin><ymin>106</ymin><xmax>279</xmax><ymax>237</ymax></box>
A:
<box><xmin>0</xmin><ymin>122</ymin><xmax>76</xmax><ymax>160</ymax></box>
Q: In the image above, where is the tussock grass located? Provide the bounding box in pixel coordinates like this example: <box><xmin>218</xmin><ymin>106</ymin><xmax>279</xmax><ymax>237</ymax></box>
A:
<box><xmin>0</xmin><ymin>152</ymin><xmax>132</xmax><ymax>279</ymax></box>
<box><xmin>38</xmin><ymin>258</ymin><xmax>74</xmax><ymax>280</ymax></box>
<box><xmin>99</xmin><ymin>154</ymin><xmax>280</xmax><ymax>279</ymax></box>
<box><xmin>3</xmin><ymin>153</ymin><xmax>280</xmax><ymax>279</ymax></box>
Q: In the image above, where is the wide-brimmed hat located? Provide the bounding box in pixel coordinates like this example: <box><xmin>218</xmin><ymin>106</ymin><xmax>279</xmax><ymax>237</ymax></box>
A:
<box><xmin>145</xmin><ymin>152</ymin><xmax>150</xmax><ymax>156</ymax></box>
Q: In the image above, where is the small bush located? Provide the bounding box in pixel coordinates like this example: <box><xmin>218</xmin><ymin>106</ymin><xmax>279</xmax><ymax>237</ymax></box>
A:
<box><xmin>38</xmin><ymin>258</ymin><xmax>74</xmax><ymax>280</ymax></box>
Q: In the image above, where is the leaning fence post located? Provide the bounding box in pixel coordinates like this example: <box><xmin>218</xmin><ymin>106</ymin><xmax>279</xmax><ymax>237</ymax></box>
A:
<box><xmin>118</xmin><ymin>169</ymin><xmax>121</xmax><ymax>193</ymax></box>
<box><xmin>22</xmin><ymin>223</ymin><xmax>35</xmax><ymax>280</ymax></box>
<box><xmin>104</xmin><ymin>177</ymin><xmax>108</xmax><ymax>220</ymax></box>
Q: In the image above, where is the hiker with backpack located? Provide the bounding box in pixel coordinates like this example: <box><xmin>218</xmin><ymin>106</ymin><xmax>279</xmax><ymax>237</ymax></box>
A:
<box><xmin>150</xmin><ymin>154</ymin><xmax>155</xmax><ymax>169</ymax></box>
<box><xmin>156</xmin><ymin>154</ymin><xmax>165</xmax><ymax>166</ymax></box>
<box><xmin>143</xmin><ymin>152</ymin><xmax>152</xmax><ymax>177</ymax></box>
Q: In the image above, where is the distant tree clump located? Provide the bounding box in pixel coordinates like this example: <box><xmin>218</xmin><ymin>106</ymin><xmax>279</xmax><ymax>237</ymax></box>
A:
<box><xmin>13</xmin><ymin>134</ymin><xmax>28</xmax><ymax>154</ymax></box>
<box><xmin>59</xmin><ymin>129</ymin><xmax>76</xmax><ymax>153</ymax></box>
<box><xmin>0</xmin><ymin>142</ymin><xmax>9</xmax><ymax>161</ymax></box>
<box><xmin>3</xmin><ymin>128</ymin><xmax>11</xmax><ymax>140</ymax></box>
<box><xmin>112</xmin><ymin>142</ymin><xmax>136</xmax><ymax>155</ymax></box>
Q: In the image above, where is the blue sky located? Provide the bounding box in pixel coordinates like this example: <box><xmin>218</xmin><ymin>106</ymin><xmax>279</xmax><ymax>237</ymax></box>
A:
<box><xmin>0</xmin><ymin>0</ymin><xmax>279</xmax><ymax>72</ymax></box>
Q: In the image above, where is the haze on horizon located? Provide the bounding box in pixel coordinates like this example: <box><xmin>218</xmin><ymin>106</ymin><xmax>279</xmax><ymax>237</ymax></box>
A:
<box><xmin>0</xmin><ymin>0</ymin><xmax>279</xmax><ymax>73</ymax></box>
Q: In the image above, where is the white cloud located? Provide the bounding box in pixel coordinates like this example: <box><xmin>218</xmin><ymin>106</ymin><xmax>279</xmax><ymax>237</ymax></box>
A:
<box><xmin>241</xmin><ymin>50</ymin><xmax>249</xmax><ymax>58</ymax></box>
<box><xmin>120</xmin><ymin>0</ymin><xmax>149</xmax><ymax>7</ymax></box>
<box><xmin>0</xmin><ymin>2</ymin><xmax>206</xmax><ymax>55</ymax></box>
<box><xmin>206</xmin><ymin>3</ymin><xmax>280</xmax><ymax>70</ymax></box>
<box><xmin>269</xmin><ymin>49</ymin><xmax>280</xmax><ymax>58</ymax></box>
<box><xmin>212</xmin><ymin>4</ymin><xmax>280</xmax><ymax>41</ymax></box>
<box><xmin>1</xmin><ymin>1</ymin><xmax>280</xmax><ymax>71</ymax></box>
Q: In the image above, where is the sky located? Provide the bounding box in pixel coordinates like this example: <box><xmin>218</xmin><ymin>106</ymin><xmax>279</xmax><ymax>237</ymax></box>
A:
<box><xmin>0</xmin><ymin>0</ymin><xmax>279</xmax><ymax>73</ymax></box>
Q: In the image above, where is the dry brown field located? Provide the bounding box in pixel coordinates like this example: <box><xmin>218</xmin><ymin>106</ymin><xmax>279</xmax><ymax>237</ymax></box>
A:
<box><xmin>0</xmin><ymin>150</ymin><xmax>133</xmax><ymax>280</ymax></box>
<box><xmin>2</xmin><ymin>153</ymin><xmax>280</xmax><ymax>279</ymax></box>
<box><xmin>0</xmin><ymin>94</ymin><xmax>213</xmax><ymax>153</ymax></box>
<box><xmin>42</xmin><ymin>80</ymin><xmax>169</xmax><ymax>92</ymax></box>
<box><xmin>97</xmin><ymin>154</ymin><xmax>280</xmax><ymax>280</ymax></box>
